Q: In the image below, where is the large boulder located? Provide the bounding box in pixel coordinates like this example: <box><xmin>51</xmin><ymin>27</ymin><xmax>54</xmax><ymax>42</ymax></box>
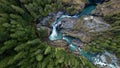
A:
<box><xmin>82</xmin><ymin>16</ymin><xmax>110</xmax><ymax>32</ymax></box>
<box><xmin>58</xmin><ymin>15</ymin><xmax>110</xmax><ymax>42</ymax></box>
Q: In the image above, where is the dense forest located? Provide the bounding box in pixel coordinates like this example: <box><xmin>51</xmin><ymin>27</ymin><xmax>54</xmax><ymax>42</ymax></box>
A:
<box><xmin>87</xmin><ymin>13</ymin><xmax>120</xmax><ymax>57</ymax></box>
<box><xmin>0</xmin><ymin>0</ymin><xmax>120</xmax><ymax>68</ymax></box>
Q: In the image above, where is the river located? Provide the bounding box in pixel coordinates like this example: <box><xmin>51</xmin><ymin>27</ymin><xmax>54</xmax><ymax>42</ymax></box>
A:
<box><xmin>48</xmin><ymin>0</ymin><xmax>119</xmax><ymax>68</ymax></box>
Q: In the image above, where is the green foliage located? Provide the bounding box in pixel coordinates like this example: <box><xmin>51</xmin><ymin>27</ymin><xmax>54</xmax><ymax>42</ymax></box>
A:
<box><xmin>0</xmin><ymin>0</ymin><xmax>96</xmax><ymax>68</ymax></box>
<box><xmin>86</xmin><ymin>13</ymin><xmax>120</xmax><ymax>58</ymax></box>
<box><xmin>36</xmin><ymin>54</ymin><xmax>43</xmax><ymax>61</ymax></box>
<box><xmin>104</xmin><ymin>13</ymin><xmax>120</xmax><ymax>27</ymax></box>
<box><xmin>44</xmin><ymin>46</ymin><xmax>51</xmax><ymax>55</ymax></box>
<box><xmin>87</xmin><ymin>34</ymin><xmax>120</xmax><ymax>58</ymax></box>
<box><xmin>11</xmin><ymin>5</ymin><xmax>25</xmax><ymax>14</ymax></box>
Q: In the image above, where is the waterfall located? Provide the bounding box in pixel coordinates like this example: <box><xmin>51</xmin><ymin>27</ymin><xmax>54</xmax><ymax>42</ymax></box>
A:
<box><xmin>48</xmin><ymin>0</ymin><xmax>119</xmax><ymax>68</ymax></box>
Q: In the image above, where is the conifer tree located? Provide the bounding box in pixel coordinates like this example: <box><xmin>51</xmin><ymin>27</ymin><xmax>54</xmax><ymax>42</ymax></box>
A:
<box><xmin>1</xmin><ymin>0</ymin><xmax>119</xmax><ymax>68</ymax></box>
<box><xmin>0</xmin><ymin>0</ymin><xmax>96</xmax><ymax>68</ymax></box>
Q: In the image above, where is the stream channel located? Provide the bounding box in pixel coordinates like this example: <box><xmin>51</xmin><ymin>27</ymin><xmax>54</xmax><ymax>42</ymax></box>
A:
<box><xmin>48</xmin><ymin>0</ymin><xmax>119</xmax><ymax>68</ymax></box>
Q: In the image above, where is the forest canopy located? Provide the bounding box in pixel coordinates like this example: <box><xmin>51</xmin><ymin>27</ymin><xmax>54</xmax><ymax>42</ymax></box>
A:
<box><xmin>0</xmin><ymin>0</ymin><xmax>120</xmax><ymax>68</ymax></box>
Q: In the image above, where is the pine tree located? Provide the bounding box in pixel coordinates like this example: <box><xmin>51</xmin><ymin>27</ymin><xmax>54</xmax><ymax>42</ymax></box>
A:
<box><xmin>0</xmin><ymin>0</ymin><xmax>96</xmax><ymax>68</ymax></box>
<box><xmin>86</xmin><ymin>13</ymin><xmax>120</xmax><ymax>58</ymax></box>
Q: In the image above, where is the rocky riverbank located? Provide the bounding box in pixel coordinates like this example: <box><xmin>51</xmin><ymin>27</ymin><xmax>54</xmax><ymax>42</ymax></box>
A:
<box><xmin>91</xmin><ymin>0</ymin><xmax>120</xmax><ymax>16</ymax></box>
<box><xmin>35</xmin><ymin>0</ymin><xmax>120</xmax><ymax>67</ymax></box>
<box><xmin>35</xmin><ymin>0</ymin><xmax>120</xmax><ymax>49</ymax></box>
<box><xmin>36</xmin><ymin>12</ymin><xmax>110</xmax><ymax>48</ymax></box>
<box><xmin>62</xmin><ymin>0</ymin><xmax>120</xmax><ymax>16</ymax></box>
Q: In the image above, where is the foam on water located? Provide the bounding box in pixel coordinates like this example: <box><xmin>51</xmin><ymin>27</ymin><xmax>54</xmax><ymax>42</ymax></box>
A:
<box><xmin>48</xmin><ymin>0</ymin><xmax>119</xmax><ymax>68</ymax></box>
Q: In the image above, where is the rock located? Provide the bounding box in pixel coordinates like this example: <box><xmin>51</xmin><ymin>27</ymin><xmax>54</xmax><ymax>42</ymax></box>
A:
<box><xmin>36</xmin><ymin>26</ymin><xmax>67</xmax><ymax>47</ymax></box>
<box><xmin>57</xmin><ymin>15</ymin><xmax>110</xmax><ymax>42</ymax></box>
<box><xmin>82</xmin><ymin>16</ymin><xmax>110</xmax><ymax>32</ymax></box>
<box><xmin>63</xmin><ymin>30</ymin><xmax>91</xmax><ymax>43</ymax></box>
<box><xmin>91</xmin><ymin>0</ymin><xmax>120</xmax><ymax>16</ymax></box>
<box><xmin>47</xmin><ymin>39</ymin><xmax>67</xmax><ymax>47</ymax></box>
<box><xmin>60</xmin><ymin>18</ymin><xmax>77</xmax><ymax>29</ymax></box>
<box><xmin>93</xmin><ymin>51</ymin><xmax>120</xmax><ymax>68</ymax></box>
<box><xmin>56</xmin><ymin>17</ymin><xmax>89</xmax><ymax>42</ymax></box>
<box><xmin>71</xmin><ymin>38</ymin><xmax>83</xmax><ymax>47</ymax></box>
<box><xmin>36</xmin><ymin>12</ymin><xmax>69</xmax><ymax>47</ymax></box>
<box><xmin>37</xmin><ymin>12</ymin><xmax>58</xmax><ymax>28</ymax></box>
<box><xmin>36</xmin><ymin>11</ymin><xmax>110</xmax><ymax>46</ymax></box>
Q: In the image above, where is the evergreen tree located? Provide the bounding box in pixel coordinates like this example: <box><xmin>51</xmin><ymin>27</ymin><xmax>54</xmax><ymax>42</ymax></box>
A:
<box><xmin>86</xmin><ymin>13</ymin><xmax>120</xmax><ymax>58</ymax></box>
<box><xmin>0</xmin><ymin>0</ymin><xmax>96</xmax><ymax>68</ymax></box>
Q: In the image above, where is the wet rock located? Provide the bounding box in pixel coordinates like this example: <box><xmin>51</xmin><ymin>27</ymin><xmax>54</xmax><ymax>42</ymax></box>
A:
<box><xmin>63</xmin><ymin>30</ymin><xmax>91</xmax><ymax>43</ymax></box>
<box><xmin>37</xmin><ymin>12</ymin><xmax>58</xmax><ymax>28</ymax></box>
<box><xmin>36</xmin><ymin>12</ymin><xmax>64</xmax><ymax>33</ymax></box>
<box><xmin>40</xmin><ymin>16</ymin><xmax>52</xmax><ymax>26</ymax></box>
<box><xmin>36</xmin><ymin>11</ymin><xmax>110</xmax><ymax>46</ymax></box>
<box><xmin>71</xmin><ymin>38</ymin><xmax>83</xmax><ymax>47</ymax></box>
<box><xmin>56</xmin><ymin>17</ymin><xmax>91</xmax><ymax>42</ymax></box>
<box><xmin>36</xmin><ymin>26</ymin><xmax>67</xmax><ymax>47</ymax></box>
<box><xmin>36</xmin><ymin>12</ymin><xmax>68</xmax><ymax>46</ymax></box>
<box><xmin>93</xmin><ymin>51</ymin><xmax>120</xmax><ymax>68</ymax></box>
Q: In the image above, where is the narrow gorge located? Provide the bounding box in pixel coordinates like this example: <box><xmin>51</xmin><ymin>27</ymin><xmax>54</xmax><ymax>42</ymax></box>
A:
<box><xmin>36</xmin><ymin>0</ymin><xmax>120</xmax><ymax>68</ymax></box>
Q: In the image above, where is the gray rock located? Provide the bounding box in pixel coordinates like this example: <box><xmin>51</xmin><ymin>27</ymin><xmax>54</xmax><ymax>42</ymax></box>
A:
<box><xmin>71</xmin><ymin>38</ymin><xmax>83</xmax><ymax>47</ymax></box>
<box><xmin>91</xmin><ymin>0</ymin><xmax>120</xmax><ymax>16</ymax></box>
<box><xmin>60</xmin><ymin>18</ymin><xmax>77</xmax><ymax>29</ymax></box>
<box><xmin>82</xmin><ymin>16</ymin><xmax>110</xmax><ymax>32</ymax></box>
<box><xmin>62</xmin><ymin>30</ymin><xmax>91</xmax><ymax>43</ymax></box>
<box><xmin>36</xmin><ymin>11</ymin><xmax>111</xmax><ymax>46</ymax></box>
<box><xmin>57</xmin><ymin>15</ymin><xmax>110</xmax><ymax>42</ymax></box>
<box><xmin>47</xmin><ymin>39</ymin><xmax>67</xmax><ymax>47</ymax></box>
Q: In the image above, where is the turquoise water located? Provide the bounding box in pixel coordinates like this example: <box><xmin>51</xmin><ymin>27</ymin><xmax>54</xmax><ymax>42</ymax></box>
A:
<box><xmin>48</xmin><ymin>0</ymin><xmax>118</xmax><ymax>68</ymax></box>
<box><xmin>77</xmin><ymin>5</ymin><xmax>96</xmax><ymax>16</ymax></box>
